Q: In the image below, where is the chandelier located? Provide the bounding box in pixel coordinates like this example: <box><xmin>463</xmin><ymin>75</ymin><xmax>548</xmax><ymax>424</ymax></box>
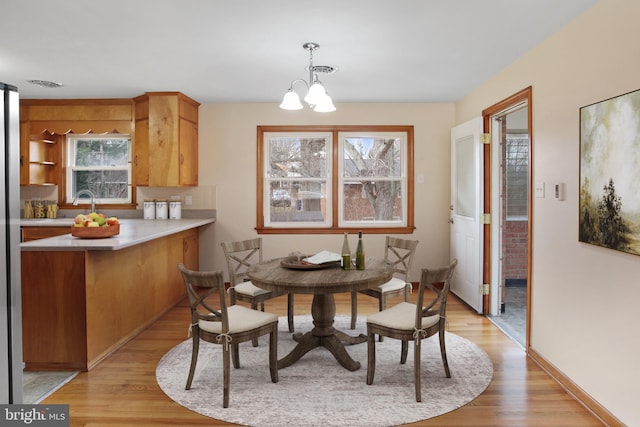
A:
<box><xmin>279</xmin><ymin>42</ymin><xmax>337</xmax><ymax>112</ymax></box>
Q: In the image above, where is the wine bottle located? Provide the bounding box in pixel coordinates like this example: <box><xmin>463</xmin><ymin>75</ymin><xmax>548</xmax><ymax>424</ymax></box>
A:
<box><xmin>355</xmin><ymin>231</ymin><xmax>365</xmax><ymax>270</ymax></box>
<box><xmin>341</xmin><ymin>232</ymin><xmax>351</xmax><ymax>270</ymax></box>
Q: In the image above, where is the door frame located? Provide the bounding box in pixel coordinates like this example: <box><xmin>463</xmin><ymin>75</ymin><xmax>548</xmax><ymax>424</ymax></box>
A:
<box><xmin>481</xmin><ymin>86</ymin><xmax>533</xmax><ymax>350</ymax></box>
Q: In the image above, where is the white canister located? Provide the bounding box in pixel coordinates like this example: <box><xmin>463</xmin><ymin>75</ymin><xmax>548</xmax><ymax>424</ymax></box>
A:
<box><xmin>155</xmin><ymin>200</ymin><xmax>168</xmax><ymax>219</ymax></box>
<box><xmin>169</xmin><ymin>201</ymin><xmax>182</xmax><ymax>219</ymax></box>
<box><xmin>143</xmin><ymin>200</ymin><xmax>156</xmax><ymax>219</ymax></box>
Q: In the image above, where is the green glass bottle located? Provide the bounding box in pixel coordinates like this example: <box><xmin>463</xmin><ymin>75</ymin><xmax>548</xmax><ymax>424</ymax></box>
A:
<box><xmin>341</xmin><ymin>232</ymin><xmax>351</xmax><ymax>270</ymax></box>
<box><xmin>355</xmin><ymin>231</ymin><xmax>365</xmax><ymax>270</ymax></box>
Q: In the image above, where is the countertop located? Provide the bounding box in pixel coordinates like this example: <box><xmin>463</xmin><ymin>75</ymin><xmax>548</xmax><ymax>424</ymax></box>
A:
<box><xmin>20</xmin><ymin>218</ymin><xmax>215</xmax><ymax>251</ymax></box>
<box><xmin>21</xmin><ymin>218</ymin><xmax>76</xmax><ymax>226</ymax></box>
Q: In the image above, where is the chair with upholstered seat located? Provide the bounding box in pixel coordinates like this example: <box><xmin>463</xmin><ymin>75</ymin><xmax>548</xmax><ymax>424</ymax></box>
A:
<box><xmin>178</xmin><ymin>263</ymin><xmax>278</xmax><ymax>408</ymax></box>
<box><xmin>365</xmin><ymin>259</ymin><xmax>457</xmax><ymax>402</ymax></box>
<box><xmin>350</xmin><ymin>236</ymin><xmax>419</xmax><ymax>335</ymax></box>
<box><xmin>222</xmin><ymin>238</ymin><xmax>294</xmax><ymax>341</ymax></box>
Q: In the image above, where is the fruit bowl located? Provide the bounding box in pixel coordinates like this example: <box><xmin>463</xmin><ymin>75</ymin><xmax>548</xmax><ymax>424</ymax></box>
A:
<box><xmin>71</xmin><ymin>224</ymin><xmax>120</xmax><ymax>238</ymax></box>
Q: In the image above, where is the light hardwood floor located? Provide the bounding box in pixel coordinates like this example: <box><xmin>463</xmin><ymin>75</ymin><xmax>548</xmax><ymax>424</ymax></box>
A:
<box><xmin>41</xmin><ymin>291</ymin><xmax>604</xmax><ymax>426</ymax></box>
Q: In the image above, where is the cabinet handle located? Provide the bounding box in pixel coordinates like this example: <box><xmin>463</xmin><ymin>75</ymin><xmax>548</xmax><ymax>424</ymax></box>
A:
<box><xmin>180</xmin><ymin>154</ymin><xmax>184</xmax><ymax>165</ymax></box>
<box><xmin>20</xmin><ymin>155</ymin><xmax>23</xmax><ymax>167</ymax></box>
<box><xmin>134</xmin><ymin>155</ymin><xmax>138</xmax><ymax>166</ymax></box>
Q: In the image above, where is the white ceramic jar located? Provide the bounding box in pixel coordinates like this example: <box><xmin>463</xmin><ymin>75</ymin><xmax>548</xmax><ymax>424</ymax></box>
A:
<box><xmin>169</xmin><ymin>201</ymin><xmax>182</xmax><ymax>219</ymax></box>
<box><xmin>155</xmin><ymin>200</ymin><xmax>168</xmax><ymax>219</ymax></box>
<box><xmin>143</xmin><ymin>200</ymin><xmax>156</xmax><ymax>219</ymax></box>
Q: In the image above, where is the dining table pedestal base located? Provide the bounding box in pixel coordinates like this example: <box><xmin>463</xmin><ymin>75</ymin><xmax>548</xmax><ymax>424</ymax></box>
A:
<box><xmin>277</xmin><ymin>293</ymin><xmax>365</xmax><ymax>371</ymax></box>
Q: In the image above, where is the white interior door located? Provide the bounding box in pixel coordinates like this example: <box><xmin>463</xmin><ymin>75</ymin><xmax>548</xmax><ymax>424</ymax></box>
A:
<box><xmin>450</xmin><ymin>117</ymin><xmax>483</xmax><ymax>313</ymax></box>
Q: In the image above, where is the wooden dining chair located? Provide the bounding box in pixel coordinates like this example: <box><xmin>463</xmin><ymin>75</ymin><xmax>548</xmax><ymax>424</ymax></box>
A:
<box><xmin>177</xmin><ymin>263</ymin><xmax>278</xmax><ymax>408</ymax></box>
<box><xmin>350</xmin><ymin>236</ymin><xmax>419</xmax><ymax>336</ymax></box>
<box><xmin>365</xmin><ymin>259</ymin><xmax>457</xmax><ymax>402</ymax></box>
<box><xmin>221</xmin><ymin>238</ymin><xmax>295</xmax><ymax>340</ymax></box>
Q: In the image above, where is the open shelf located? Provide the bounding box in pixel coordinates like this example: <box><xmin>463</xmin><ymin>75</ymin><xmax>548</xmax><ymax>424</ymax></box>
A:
<box><xmin>26</xmin><ymin>132</ymin><xmax>59</xmax><ymax>185</ymax></box>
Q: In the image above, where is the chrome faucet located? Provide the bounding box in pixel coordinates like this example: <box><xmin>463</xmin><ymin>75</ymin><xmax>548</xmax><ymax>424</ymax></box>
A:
<box><xmin>73</xmin><ymin>189</ymin><xmax>96</xmax><ymax>213</ymax></box>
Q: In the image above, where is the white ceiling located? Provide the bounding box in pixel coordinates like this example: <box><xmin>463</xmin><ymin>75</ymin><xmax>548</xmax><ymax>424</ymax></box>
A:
<box><xmin>1</xmin><ymin>0</ymin><xmax>598</xmax><ymax>104</ymax></box>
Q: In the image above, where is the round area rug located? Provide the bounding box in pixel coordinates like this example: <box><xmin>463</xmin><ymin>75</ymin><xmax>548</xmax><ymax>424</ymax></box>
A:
<box><xmin>156</xmin><ymin>315</ymin><xmax>493</xmax><ymax>427</ymax></box>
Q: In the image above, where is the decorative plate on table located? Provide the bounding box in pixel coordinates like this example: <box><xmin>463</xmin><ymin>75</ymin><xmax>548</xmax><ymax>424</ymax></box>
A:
<box><xmin>280</xmin><ymin>257</ymin><xmax>341</xmax><ymax>270</ymax></box>
<box><xmin>70</xmin><ymin>224</ymin><xmax>120</xmax><ymax>238</ymax></box>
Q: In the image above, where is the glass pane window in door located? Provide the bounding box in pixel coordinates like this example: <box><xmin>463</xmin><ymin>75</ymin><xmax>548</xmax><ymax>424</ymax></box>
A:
<box><xmin>455</xmin><ymin>135</ymin><xmax>476</xmax><ymax>219</ymax></box>
<box><xmin>505</xmin><ymin>134</ymin><xmax>529</xmax><ymax>219</ymax></box>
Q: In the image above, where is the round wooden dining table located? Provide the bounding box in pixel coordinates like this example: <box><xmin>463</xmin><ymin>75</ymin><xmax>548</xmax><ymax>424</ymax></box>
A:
<box><xmin>247</xmin><ymin>257</ymin><xmax>393</xmax><ymax>371</ymax></box>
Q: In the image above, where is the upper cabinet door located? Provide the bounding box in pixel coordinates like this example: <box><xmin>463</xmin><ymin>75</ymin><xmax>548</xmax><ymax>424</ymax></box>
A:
<box><xmin>134</xmin><ymin>92</ymin><xmax>199</xmax><ymax>187</ymax></box>
<box><xmin>134</xmin><ymin>97</ymin><xmax>150</xmax><ymax>187</ymax></box>
<box><xmin>179</xmin><ymin>118</ymin><xmax>198</xmax><ymax>186</ymax></box>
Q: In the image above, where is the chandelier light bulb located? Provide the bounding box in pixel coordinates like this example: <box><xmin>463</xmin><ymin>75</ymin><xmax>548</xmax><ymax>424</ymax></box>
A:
<box><xmin>313</xmin><ymin>93</ymin><xmax>336</xmax><ymax>113</ymax></box>
<box><xmin>280</xmin><ymin>90</ymin><xmax>304</xmax><ymax>110</ymax></box>
<box><xmin>280</xmin><ymin>42</ymin><xmax>337</xmax><ymax>112</ymax></box>
<box><xmin>304</xmin><ymin>82</ymin><xmax>326</xmax><ymax>106</ymax></box>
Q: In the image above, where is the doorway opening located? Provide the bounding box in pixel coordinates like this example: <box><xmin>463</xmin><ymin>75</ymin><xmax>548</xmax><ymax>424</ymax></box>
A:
<box><xmin>483</xmin><ymin>87</ymin><xmax>532</xmax><ymax>348</ymax></box>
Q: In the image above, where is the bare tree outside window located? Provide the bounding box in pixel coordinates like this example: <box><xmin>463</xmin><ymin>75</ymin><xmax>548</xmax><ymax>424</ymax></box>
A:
<box><xmin>342</xmin><ymin>136</ymin><xmax>403</xmax><ymax>223</ymax></box>
<box><xmin>504</xmin><ymin>134</ymin><xmax>529</xmax><ymax>219</ymax></box>
<box><xmin>265</xmin><ymin>134</ymin><xmax>330</xmax><ymax>226</ymax></box>
<box><xmin>257</xmin><ymin>126</ymin><xmax>414</xmax><ymax>234</ymax></box>
<box><xmin>66</xmin><ymin>134</ymin><xmax>132</xmax><ymax>204</ymax></box>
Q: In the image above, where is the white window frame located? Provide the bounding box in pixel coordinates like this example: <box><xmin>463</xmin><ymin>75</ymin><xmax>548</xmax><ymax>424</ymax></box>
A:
<box><xmin>65</xmin><ymin>133</ymin><xmax>132</xmax><ymax>205</ymax></box>
<box><xmin>256</xmin><ymin>125</ymin><xmax>414</xmax><ymax>234</ymax></box>
<box><xmin>338</xmin><ymin>131</ymin><xmax>408</xmax><ymax>228</ymax></box>
<box><xmin>263</xmin><ymin>132</ymin><xmax>333</xmax><ymax>228</ymax></box>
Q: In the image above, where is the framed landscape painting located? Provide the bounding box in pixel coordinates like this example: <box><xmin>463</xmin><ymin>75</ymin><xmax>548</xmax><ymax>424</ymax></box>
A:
<box><xmin>579</xmin><ymin>88</ymin><xmax>640</xmax><ymax>256</ymax></box>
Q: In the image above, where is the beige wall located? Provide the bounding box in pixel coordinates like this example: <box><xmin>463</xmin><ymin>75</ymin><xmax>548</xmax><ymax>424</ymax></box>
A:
<box><xmin>456</xmin><ymin>0</ymin><xmax>639</xmax><ymax>424</ymax></box>
<box><xmin>197</xmin><ymin>1</ymin><xmax>639</xmax><ymax>423</ymax></box>
<box><xmin>197</xmin><ymin>102</ymin><xmax>455</xmax><ymax>285</ymax></box>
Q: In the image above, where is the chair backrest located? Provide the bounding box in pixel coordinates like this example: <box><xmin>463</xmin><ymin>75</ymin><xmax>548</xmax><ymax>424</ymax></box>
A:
<box><xmin>414</xmin><ymin>259</ymin><xmax>458</xmax><ymax>327</ymax></box>
<box><xmin>177</xmin><ymin>263</ymin><xmax>229</xmax><ymax>332</ymax></box>
<box><xmin>221</xmin><ymin>238</ymin><xmax>263</xmax><ymax>286</ymax></box>
<box><xmin>384</xmin><ymin>236</ymin><xmax>419</xmax><ymax>283</ymax></box>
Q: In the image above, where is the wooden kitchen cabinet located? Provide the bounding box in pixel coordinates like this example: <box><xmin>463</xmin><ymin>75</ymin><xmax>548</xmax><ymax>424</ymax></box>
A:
<box><xmin>21</xmin><ymin>228</ymin><xmax>199</xmax><ymax>371</ymax></box>
<box><xmin>134</xmin><ymin>92</ymin><xmax>199</xmax><ymax>187</ymax></box>
<box><xmin>182</xmin><ymin>229</ymin><xmax>199</xmax><ymax>270</ymax></box>
<box><xmin>19</xmin><ymin>99</ymin><xmax>134</xmax><ymax>187</ymax></box>
<box><xmin>19</xmin><ymin>121</ymin><xmax>29</xmax><ymax>185</ymax></box>
<box><xmin>20</xmin><ymin>130</ymin><xmax>60</xmax><ymax>186</ymax></box>
<box><xmin>21</xmin><ymin>226</ymin><xmax>70</xmax><ymax>242</ymax></box>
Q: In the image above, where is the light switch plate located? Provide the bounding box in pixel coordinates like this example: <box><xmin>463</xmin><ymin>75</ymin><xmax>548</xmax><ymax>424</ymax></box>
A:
<box><xmin>535</xmin><ymin>181</ymin><xmax>545</xmax><ymax>198</ymax></box>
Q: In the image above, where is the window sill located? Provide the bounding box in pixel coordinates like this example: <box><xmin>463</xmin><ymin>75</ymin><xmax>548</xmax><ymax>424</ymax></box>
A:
<box><xmin>256</xmin><ymin>226</ymin><xmax>415</xmax><ymax>235</ymax></box>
